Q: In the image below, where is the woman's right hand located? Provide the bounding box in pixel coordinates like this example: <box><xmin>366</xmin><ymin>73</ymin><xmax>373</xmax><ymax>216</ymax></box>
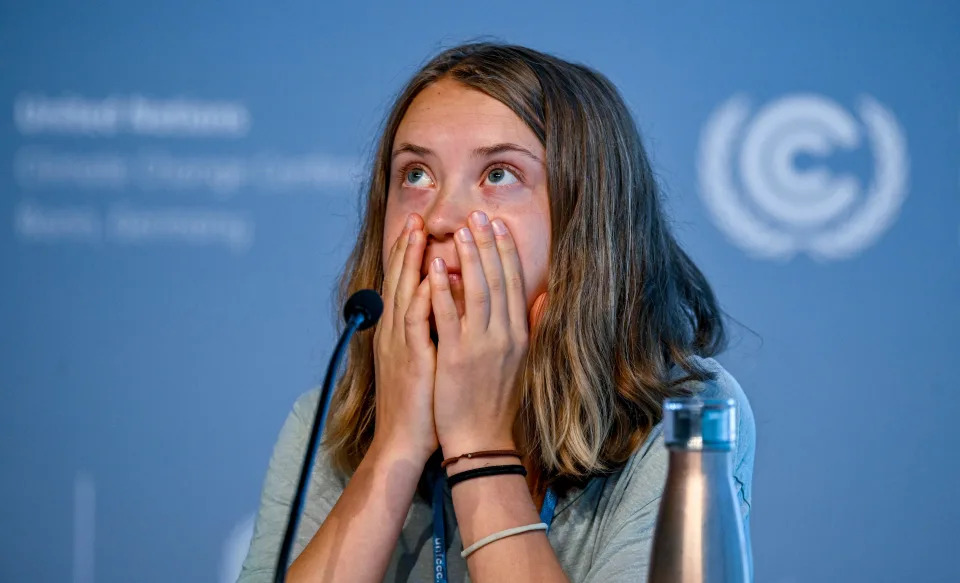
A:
<box><xmin>370</xmin><ymin>213</ymin><xmax>438</xmax><ymax>464</ymax></box>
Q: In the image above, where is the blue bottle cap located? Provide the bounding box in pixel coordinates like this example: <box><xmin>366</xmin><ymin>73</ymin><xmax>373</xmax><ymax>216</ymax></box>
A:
<box><xmin>663</xmin><ymin>398</ymin><xmax>737</xmax><ymax>451</ymax></box>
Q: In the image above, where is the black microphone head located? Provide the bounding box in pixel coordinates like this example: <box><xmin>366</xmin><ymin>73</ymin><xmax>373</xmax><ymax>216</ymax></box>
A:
<box><xmin>343</xmin><ymin>289</ymin><xmax>383</xmax><ymax>330</ymax></box>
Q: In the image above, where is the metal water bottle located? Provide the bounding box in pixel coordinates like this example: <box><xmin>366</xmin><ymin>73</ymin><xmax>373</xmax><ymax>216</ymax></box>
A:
<box><xmin>648</xmin><ymin>398</ymin><xmax>748</xmax><ymax>583</ymax></box>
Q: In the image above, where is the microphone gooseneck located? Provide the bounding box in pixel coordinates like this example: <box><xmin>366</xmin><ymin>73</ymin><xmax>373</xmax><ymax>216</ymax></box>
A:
<box><xmin>273</xmin><ymin>289</ymin><xmax>384</xmax><ymax>583</ymax></box>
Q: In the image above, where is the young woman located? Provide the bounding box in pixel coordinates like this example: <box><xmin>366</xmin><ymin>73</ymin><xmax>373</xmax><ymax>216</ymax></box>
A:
<box><xmin>239</xmin><ymin>42</ymin><xmax>755</xmax><ymax>583</ymax></box>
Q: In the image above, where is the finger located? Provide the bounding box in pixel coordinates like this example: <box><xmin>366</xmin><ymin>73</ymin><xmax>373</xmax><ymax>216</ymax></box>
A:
<box><xmin>449</xmin><ymin>274</ymin><xmax>465</xmax><ymax>319</ymax></box>
<box><xmin>469</xmin><ymin>211</ymin><xmax>508</xmax><ymax>328</ymax></box>
<box><xmin>404</xmin><ymin>277</ymin><xmax>433</xmax><ymax>348</ymax></box>
<box><xmin>490</xmin><ymin>218</ymin><xmax>528</xmax><ymax>333</ymax></box>
<box><xmin>428</xmin><ymin>257</ymin><xmax>461</xmax><ymax>343</ymax></box>
<box><xmin>455</xmin><ymin>221</ymin><xmax>491</xmax><ymax>329</ymax></box>
<box><xmin>394</xmin><ymin>227</ymin><xmax>426</xmax><ymax>329</ymax></box>
<box><xmin>381</xmin><ymin>214</ymin><xmax>418</xmax><ymax>323</ymax></box>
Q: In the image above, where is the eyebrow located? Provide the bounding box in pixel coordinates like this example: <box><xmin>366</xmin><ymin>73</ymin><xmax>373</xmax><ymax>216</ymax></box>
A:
<box><xmin>391</xmin><ymin>142</ymin><xmax>543</xmax><ymax>164</ymax></box>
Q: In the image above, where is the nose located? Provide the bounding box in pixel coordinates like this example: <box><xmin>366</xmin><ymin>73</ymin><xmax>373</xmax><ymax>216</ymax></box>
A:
<box><xmin>422</xmin><ymin>186</ymin><xmax>471</xmax><ymax>243</ymax></box>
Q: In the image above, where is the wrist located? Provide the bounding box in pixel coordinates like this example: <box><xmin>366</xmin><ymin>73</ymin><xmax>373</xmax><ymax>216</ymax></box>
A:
<box><xmin>367</xmin><ymin>438</ymin><xmax>435</xmax><ymax>470</ymax></box>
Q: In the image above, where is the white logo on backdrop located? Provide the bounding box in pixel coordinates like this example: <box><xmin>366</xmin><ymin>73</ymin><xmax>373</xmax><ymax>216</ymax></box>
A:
<box><xmin>698</xmin><ymin>94</ymin><xmax>909</xmax><ymax>260</ymax></box>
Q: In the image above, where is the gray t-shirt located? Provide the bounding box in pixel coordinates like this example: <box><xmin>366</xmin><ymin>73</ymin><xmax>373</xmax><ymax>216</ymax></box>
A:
<box><xmin>238</xmin><ymin>356</ymin><xmax>755</xmax><ymax>582</ymax></box>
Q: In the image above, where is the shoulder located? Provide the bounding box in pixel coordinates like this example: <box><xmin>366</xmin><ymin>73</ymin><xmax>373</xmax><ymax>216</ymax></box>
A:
<box><xmin>239</xmin><ymin>388</ymin><xmax>347</xmax><ymax>579</ymax></box>
<box><xmin>551</xmin><ymin>359</ymin><xmax>756</xmax><ymax>580</ymax></box>
<box><xmin>674</xmin><ymin>357</ymin><xmax>755</xmax><ymax>472</ymax></box>
<box><xmin>588</xmin><ymin>357</ymin><xmax>755</xmax><ymax>520</ymax></box>
<box><xmin>267</xmin><ymin>387</ymin><xmax>322</xmax><ymax>468</ymax></box>
<box><xmin>673</xmin><ymin>355</ymin><xmax>753</xmax><ymax>426</ymax></box>
<box><xmin>290</xmin><ymin>387</ymin><xmax>322</xmax><ymax>426</ymax></box>
<box><xmin>271</xmin><ymin>387</ymin><xmax>349</xmax><ymax>498</ymax></box>
<box><xmin>669</xmin><ymin>356</ymin><xmax>756</xmax><ymax>514</ymax></box>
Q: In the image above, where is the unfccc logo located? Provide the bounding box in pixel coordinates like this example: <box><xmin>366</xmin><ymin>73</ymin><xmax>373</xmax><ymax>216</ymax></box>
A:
<box><xmin>697</xmin><ymin>94</ymin><xmax>909</xmax><ymax>260</ymax></box>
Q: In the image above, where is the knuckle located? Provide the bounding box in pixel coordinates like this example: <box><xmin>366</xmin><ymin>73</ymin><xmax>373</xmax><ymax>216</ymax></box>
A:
<box><xmin>506</xmin><ymin>273</ymin><xmax>524</xmax><ymax>290</ymax></box>
<box><xmin>489</xmin><ymin>329</ymin><xmax>509</xmax><ymax>348</ymax></box>
<box><xmin>513</xmin><ymin>333</ymin><xmax>529</xmax><ymax>352</ymax></box>
<box><xmin>477</xmin><ymin>236</ymin><xmax>497</xmax><ymax>250</ymax></box>
<box><xmin>439</xmin><ymin>308</ymin><xmax>459</xmax><ymax>322</ymax></box>
<box><xmin>498</xmin><ymin>238</ymin><xmax>517</xmax><ymax>252</ymax></box>
<box><xmin>383</xmin><ymin>274</ymin><xmax>398</xmax><ymax>291</ymax></box>
<box><xmin>469</xmin><ymin>289</ymin><xmax>490</xmax><ymax>304</ymax></box>
<box><xmin>487</xmin><ymin>275</ymin><xmax>504</xmax><ymax>292</ymax></box>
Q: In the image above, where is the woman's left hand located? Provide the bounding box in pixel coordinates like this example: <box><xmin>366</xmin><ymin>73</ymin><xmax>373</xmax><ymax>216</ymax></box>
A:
<box><xmin>430</xmin><ymin>210</ymin><xmax>530</xmax><ymax>458</ymax></box>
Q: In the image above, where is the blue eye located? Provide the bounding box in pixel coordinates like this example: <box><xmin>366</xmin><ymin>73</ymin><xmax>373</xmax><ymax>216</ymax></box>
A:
<box><xmin>404</xmin><ymin>167</ymin><xmax>433</xmax><ymax>187</ymax></box>
<box><xmin>485</xmin><ymin>167</ymin><xmax>518</xmax><ymax>186</ymax></box>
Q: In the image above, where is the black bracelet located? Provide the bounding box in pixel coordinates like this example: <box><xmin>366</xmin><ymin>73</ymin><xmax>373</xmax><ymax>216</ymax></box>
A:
<box><xmin>446</xmin><ymin>464</ymin><xmax>527</xmax><ymax>488</ymax></box>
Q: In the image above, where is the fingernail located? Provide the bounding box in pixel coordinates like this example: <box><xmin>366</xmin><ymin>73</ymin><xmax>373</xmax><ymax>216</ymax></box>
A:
<box><xmin>471</xmin><ymin>210</ymin><xmax>489</xmax><ymax>226</ymax></box>
<box><xmin>405</xmin><ymin>215</ymin><xmax>416</xmax><ymax>230</ymax></box>
<box><xmin>408</xmin><ymin>229</ymin><xmax>417</xmax><ymax>243</ymax></box>
<box><xmin>432</xmin><ymin>257</ymin><xmax>446</xmax><ymax>273</ymax></box>
<box><xmin>457</xmin><ymin>227</ymin><xmax>473</xmax><ymax>242</ymax></box>
<box><xmin>491</xmin><ymin>219</ymin><xmax>507</xmax><ymax>235</ymax></box>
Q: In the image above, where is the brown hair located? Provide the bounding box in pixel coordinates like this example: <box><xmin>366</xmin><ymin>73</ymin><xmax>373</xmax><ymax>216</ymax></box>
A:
<box><xmin>324</xmin><ymin>42</ymin><xmax>726</xmax><ymax>481</ymax></box>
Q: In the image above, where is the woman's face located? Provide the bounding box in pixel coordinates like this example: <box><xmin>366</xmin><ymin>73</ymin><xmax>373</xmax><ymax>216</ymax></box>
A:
<box><xmin>383</xmin><ymin>78</ymin><xmax>551</xmax><ymax>318</ymax></box>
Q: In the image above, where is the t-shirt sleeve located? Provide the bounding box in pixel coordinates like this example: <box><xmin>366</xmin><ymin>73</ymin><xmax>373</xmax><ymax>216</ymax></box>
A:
<box><xmin>581</xmin><ymin>359</ymin><xmax>756</xmax><ymax>582</ymax></box>
<box><xmin>237</xmin><ymin>389</ymin><xmax>345</xmax><ymax>582</ymax></box>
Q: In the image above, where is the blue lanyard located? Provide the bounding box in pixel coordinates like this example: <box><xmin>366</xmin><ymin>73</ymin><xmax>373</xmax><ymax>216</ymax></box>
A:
<box><xmin>432</xmin><ymin>477</ymin><xmax>557</xmax><ymax>583</ymax></box>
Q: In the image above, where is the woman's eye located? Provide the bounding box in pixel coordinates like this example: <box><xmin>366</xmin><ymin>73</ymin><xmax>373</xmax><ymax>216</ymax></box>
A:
<box><xmin>484</xmin><ymin>167</ymin><xmax>518</xmax><ymax>186</ymax></box>
<box><xmin>404</xmin><ymin>167</ymin><xmax>433</xmax><ymax>187</ymax></box>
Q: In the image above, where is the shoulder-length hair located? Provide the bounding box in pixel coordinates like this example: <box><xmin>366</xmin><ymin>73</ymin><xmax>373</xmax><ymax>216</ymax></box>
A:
<box><xmin>324</xmin><ymin>42</ymin><xmax>726</xmax><ymax>481</ymax></box>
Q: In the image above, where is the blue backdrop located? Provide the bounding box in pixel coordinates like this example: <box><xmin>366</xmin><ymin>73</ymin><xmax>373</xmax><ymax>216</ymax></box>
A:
<box><xmin>2</xmin><ymin>2</ymin><xmax>958</xmax><ymax>582</ymax></box>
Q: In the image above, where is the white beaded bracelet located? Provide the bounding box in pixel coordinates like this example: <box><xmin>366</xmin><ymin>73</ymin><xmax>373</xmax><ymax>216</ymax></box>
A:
<box><xmin>460</xmin><ymin>522</ymin><xmax>549</xmax><ymax>559</ymax></box>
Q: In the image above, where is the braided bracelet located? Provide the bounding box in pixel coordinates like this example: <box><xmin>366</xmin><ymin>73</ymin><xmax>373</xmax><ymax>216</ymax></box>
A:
<box><xmin>446</xmin><ymin>464</ymin><xmax>527</xmax><ymax>488</ymax></box>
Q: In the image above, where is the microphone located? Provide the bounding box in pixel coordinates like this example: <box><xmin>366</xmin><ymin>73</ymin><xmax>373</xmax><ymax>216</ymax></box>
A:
<box><xmin>343</xmin><ymin>288</ymin><xmax>383</xmax><ymax>331</ymax></box>
<box><xmin>273</xmin><ymin>289</ymin><xmax>384</xmax><ymax>583</ymax></box>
